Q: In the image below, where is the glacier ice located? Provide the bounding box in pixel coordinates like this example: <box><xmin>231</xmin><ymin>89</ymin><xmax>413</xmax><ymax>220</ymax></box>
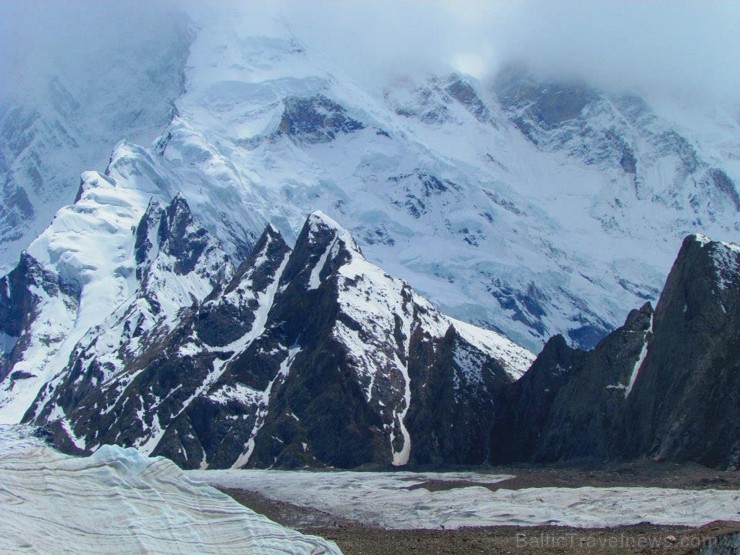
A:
<box><xmin>0</xmin><ymin>425</ymin><xmax>340</xmax><ymax>554</ymax></box>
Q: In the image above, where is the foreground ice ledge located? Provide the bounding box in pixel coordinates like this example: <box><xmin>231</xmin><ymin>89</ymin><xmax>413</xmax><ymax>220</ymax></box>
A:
<box><xmin>0</xmin><ymin>425</ymin><xmax>340</xmax><ymax>554</ymax></box>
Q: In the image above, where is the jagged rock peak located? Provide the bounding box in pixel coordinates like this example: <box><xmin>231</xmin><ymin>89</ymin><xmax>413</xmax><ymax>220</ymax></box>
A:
<box><xmin>621</xmin><ymin>302</ymin><xmax>654</xmax><ymax>333</ymax></box>
<box><xmin>305</xmin><ymin>210</ymin><xmax>363</xmax><ymax>257</ymax></box>
<box><xmin>488</xmin><ymin>232</ymin><xmax>738</xmax><ymax>469</ymax></box>
<box><xmin>280</xmin><ymin>210</ymin><xmax>364</xmax><ymax>289</ymax></box>
<box><xmin>684</xmin><ymin>233</ymin><xmax>740</xmax><ymax>288</ymax></box>
<box><xmin>617</xmin><ymin>232</ymin><xmax>739</xmax><ymax>468</ymax></box>
<box><xmin>653</xmin><ymin>233</ymin><xmax>739</xmax><ymax>336</ymax></box>
<box><xmin>220</xmin><ymin>222</ymin><xmax>291</xmax><ymax>299</ymax></box>
<box><xmin>135</xmin><ymin>194</ymin><xmax>231</xmax><ymax>284</ymax></box>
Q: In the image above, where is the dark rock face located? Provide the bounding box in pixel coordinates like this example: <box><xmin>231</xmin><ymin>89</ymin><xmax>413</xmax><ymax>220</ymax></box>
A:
<box><xmin>489</xmin><ymin>334</ymin><xmax>585</xmax><ymax>464</ymax></box>
<box><xmin>278</xmin><ymin>95</ymin><xmax>365</xmax><ymax>144</ymax></box>
<box><xmin>387</xmin><ymin>171</ymin><xmax>461</xmax><ymax>220</ymax></box>
<box><xmin>490</xmin><ymin>235</ymin><xmax>739</xmax><ymax>469</ymax></box>
<box><xmin>532</xmin><ymin>303</ymin><xmax>653</xmax><ymax>462</ymax></box>
<box><xmin>444</xmin><ymin>76</ymin><xmax>492</xmax><ymax>123</ymax></box>
<box><xmin>619</xmin><ymin>236</ymin><xmax>740</xmax><ymax>469</ymax></box>
<box><xmin>496</xmin><ymin>75</ymin><xmax>597</xmax><ymax>134</ymax></box>
<box><xmin>0</xmin><ymin>253</ymin><xmax>79</xmax><ymax>382</ymax></box>
<box><xmin>407</xmin><ymin>326</ymin><xmax>514</xmax><ymax>465</ymax></box>
<box><xmin>705</xmin><ymin>168</ymin><xmax>740</xmax><ymax>212</ymax></box>
<box><xmin>29</xmin><ymin>211</ymin><xmax>530</xmax><ymax>469</ymax></box>
<box><xmin>194</xmin><ymin>224</ymin><xmax>290</xmax><ymax>348</ymax></box>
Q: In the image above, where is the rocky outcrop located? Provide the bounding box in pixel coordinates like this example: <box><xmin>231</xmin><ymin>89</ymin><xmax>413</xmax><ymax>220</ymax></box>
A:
<box><xmin>28</xmin><ymin>211</ymin><xmax>533</xmax><ymax>469</ymax></box>
<box><xmin>619</xmin><ymin>235</ymin><xmax>740</xmax><ymax>469</ymax></box>
<box><xmin>490</xmin><ymin>235</ymin><xmax>740</xmax><ymax>469</ymax></box>
<box><xmin>24</xmin><ymin>195</ymin><xmax>232</xmax><ymax>440</ymax></box>
<box><xmin>0</xmin><ymin>253</ymin><xmax>80</xmax><ymax>383</ymax></box>
<box><xmin>278</xmin><ymin>94</ymin><xmax>365</xmax><ymax>144</ymax></box>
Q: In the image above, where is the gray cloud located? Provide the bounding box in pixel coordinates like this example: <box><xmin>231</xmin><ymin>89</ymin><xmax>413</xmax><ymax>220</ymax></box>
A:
<box><xmin>0</xmin><ymin>0</ymin><xmax>183</xmax><ymax>100</ymax></box>
<box><xmin>1</xmin><ymin>0</ymin><xmax>738</xmax><ymax>105</ymax></box>
<box><xmin>274</xmin><ymin>0</ymin><xmax>740</xmax><ymax>103</ymax></box>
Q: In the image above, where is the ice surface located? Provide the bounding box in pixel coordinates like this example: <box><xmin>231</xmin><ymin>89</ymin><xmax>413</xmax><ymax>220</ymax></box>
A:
<box><xmin>0</xmin><ymin>425</ymin><xmax>340</xmax><ymax>554</ymax></box>
<box><xmin>190</xmin><ymin>469</ymin><xmax>740</xmax><ymax>530</ymax></box>
<box><xmin>0</xmin><ymin>331</ymin><xmax>16</xmax><ymax>355</ymax></box>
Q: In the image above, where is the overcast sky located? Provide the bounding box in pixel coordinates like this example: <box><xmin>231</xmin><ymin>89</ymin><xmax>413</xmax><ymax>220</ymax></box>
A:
<box><xmin>1</xmin><ymin>0</ymin><xmax>739</xmax><ymax>104</ymax></box>
<box><xmin>279</xmin><ymin>0</ymin><xmax>740</xmax><ymax>104</ymax></box>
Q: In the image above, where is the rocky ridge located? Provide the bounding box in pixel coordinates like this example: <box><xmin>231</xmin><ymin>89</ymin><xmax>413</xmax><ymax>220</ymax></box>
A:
<box><xmin>23</xmin><ymin>208</ymin><xmax>532</xmax><ymax>469</ymax></box>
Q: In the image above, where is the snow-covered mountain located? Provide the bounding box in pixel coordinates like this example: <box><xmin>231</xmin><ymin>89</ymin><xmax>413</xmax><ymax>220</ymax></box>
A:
<box><xmin>22</xmin><ymin>205</ymin><xmax>532</xmax><ymax>468</ymax></box>
<box><xmin>1</xmin><ymin>7</ymin><xmax>738</xmax><ymax>354</ymax></box>
<box><xmin>0</xmin><ymin>8</ymin><xmax>191</xmax><ymax>275</ymax></box>
<box><xmin>0</xmin><ymin>142</ymin><xmax>227</xmax><ymax>423</ymax></box>
<box><xmin>0</xmin><ymin>5</ymin><xmax>738</xmax><ymax>470</ymax></box>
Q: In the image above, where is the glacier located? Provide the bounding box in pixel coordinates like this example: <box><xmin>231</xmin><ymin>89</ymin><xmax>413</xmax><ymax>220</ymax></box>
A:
<box><xmin>190</xmin><ymin>468</ymin><xmax>740</xmax><ymax>530</ymax></box>
<box><xmin>0</xmin><ymin>425</ymin><xmax>340</xmax><ymax>554</ymax></box>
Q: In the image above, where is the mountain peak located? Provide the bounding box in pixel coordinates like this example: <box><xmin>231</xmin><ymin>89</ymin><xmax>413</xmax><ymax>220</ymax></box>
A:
<box><xmin>674</xmin><ymin>233</ymin><xmax>739</xmax><ymax>296</ymax></box>
<box><xmin>306</xmin><ymin>210</ymin><xmax>362</xmax><ymax>254</ymax></box>
<box><xmin>280</xmin><ymin>211</ymin><xmax>364</xmax><ymax>289</ymax></box>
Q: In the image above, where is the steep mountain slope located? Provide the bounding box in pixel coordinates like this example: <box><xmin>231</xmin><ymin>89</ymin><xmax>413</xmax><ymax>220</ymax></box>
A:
<box><xmin>0</xmin><ymin>9</ymin><xmax>191</xmax><ymax>275</ymax></box>
<box><xmin>490</xmin><ymin>235</ymin><xmax>740</xmax><ymax>469</ymax></box>
<box><xmin>27</xmin><ymin>210</ymin><xmax>533</xmax><ymax>469</ymax></box>
<box><xmin>0</xmin><ymin>143</ymin><xmax>229</xmax><ymax>423</ymax></box>
<box><xmin>619</xmin><ymin>235</ymin><xmax>740</xmax><ymax>468</ymax></box>
<box><xmin>95</xmin><ymin>8</ymin><xmax>740</xmax><ymax>351</ymax></box>
<box><xmin>2</xmin><ymin>6</ymin><xmax>737</xmax><ymax>352</ymax></box>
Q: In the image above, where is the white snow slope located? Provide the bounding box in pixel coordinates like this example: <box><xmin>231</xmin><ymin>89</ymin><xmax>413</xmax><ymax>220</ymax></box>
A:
<box><xmin>0</xmin><ymin>8</ymin><xmax>191</xmax><ymax>275</ymax></box>
<box><xmin>0</xmin><ymin>144</ymin><xmax>188</xmax><ymax>423</ymax></box>
<box><xmin>2</xmin><ymin>3</ymin><xmax>739</xmax><ymax>358</ymax></box>
<box><xmin>191</xmin><ymin>469</ymin><xmax>740</xmax><ymax>531</ymax></box>
<box><xmin>0</xmin><ymin>426</ymin><xmax>340</xmax><ymax>554</ymax></box>
<box><xmin>144</xmin><ymin>5</ymin><xmax>739</xmax><ymax>352</ymax></box>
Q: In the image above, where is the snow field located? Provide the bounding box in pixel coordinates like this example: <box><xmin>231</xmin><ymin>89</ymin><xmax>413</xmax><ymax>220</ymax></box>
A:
<box><xmin>190</xmin><ymin>469</ymin><xmax>740</xmax><ymax>530</ymax></box>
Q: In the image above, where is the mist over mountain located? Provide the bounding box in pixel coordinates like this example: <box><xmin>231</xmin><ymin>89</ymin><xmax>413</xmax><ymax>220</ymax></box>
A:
<box><xmin>0</xmin><ymin>0</ymin><xmax>737</xmax><ymax>470</ymax></box>
<box><xmin>1</xmin><ymin>0</ymin><xmax>738</xmax><ymax>348</ymax></box>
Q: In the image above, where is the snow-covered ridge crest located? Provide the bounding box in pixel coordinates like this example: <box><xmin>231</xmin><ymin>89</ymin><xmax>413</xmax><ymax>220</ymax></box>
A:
<box><xmin>0</xmin><ymin>149</ymin><xmax>167</xmax><ymax>423</ymax></box>
<box><xmin>0</xmin><ymin>142</ymin><xmax>236</xmax><ymax>425</ymax></box>
<box><xmin>20</xmin><ymin>209</ymin><xmax>535</xmax><ymax>469</ymax></box>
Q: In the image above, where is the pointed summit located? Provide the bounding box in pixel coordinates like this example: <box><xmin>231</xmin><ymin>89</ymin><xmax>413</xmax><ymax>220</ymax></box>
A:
<box><xmin>655</xmin><ymin>234</ymin><xmax>739</xmax><ymax>332</ymax></box>
<box><xmin>224</xmin><ymin>223</ymin><xmax>288</xmax><ymax>287</ymax></box>
<box><xmin>281</xmin><ymin>211</ymin><xmax>363</xmax><ymax>289</ymax></box>
<box><xmin>220</xmin><ymin>222</ymin><xmax>291</xmax><ymax>299</ymax></box>
<box><xmin>618</xmin><ymin>234</ymin><xmax>739</xmax><ymax>468</ymax></box>
<box><xmin>305</xmin><ymin>210</ymin><xmax>363</xmax><ymax>256</ymax></box>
